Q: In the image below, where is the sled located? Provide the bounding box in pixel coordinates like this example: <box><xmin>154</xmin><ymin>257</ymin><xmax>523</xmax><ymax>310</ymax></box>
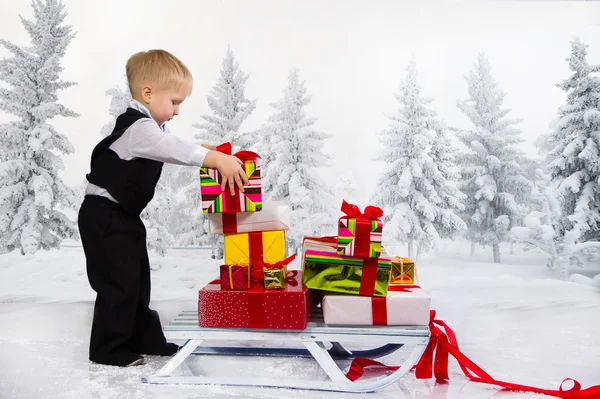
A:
<box><xmin>142</xmin><ymin>308</ymin><xmax>430</xmax><ymax>393</ymax></box>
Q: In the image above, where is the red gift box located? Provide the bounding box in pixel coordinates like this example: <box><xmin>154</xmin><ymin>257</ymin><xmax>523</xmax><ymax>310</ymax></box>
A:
<box><xmin>219</xmin><ymin>264</ymin><xmax>251</xmax><ymax>290</ymax></box>
<box><xmin>198</xmin><ymin>272</ymin><xmax>310</xmax><ymax>330</ymax></box>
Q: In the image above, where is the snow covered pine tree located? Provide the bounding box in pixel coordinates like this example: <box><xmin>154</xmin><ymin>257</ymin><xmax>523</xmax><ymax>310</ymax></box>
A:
<box><xmin>537</xmin><ymin>37</ymin><xmax>600</xmax><ymax>273</ymax></box>
<box><xmin>178</xmin><ymin>48</ymin><xmax>257</xmax><ymax>257</ymax></box>
<box><xmin>456</xmin><ymin>52</ymin><xmax>534</xmax><ymax>263</ymax></box>
<box><xmin>0</xmin><ymin>0</ymin><xmax>79</xmax><ymax>254</ymax></box>
<box><xmin>260</xmin><ymin>68</ymin><xmax>336</xmax><ymax>254</ymax></box>
<box><xmin>372</xmin><ymin>59</ymin><xmax>466</xmax><ymax>259</ymax></box>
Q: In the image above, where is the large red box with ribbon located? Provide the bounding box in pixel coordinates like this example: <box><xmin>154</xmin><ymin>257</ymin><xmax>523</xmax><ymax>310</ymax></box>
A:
<box><xmin>197</xmin><ymin>272</ymin><xmax>310</xmax><ymax>330</ymax></box>
<box><xmin>321</xmin><ymin>285</ymin><xmax>430</xmax><ymax>326</ymax></box>
<box><xmin>200</xmin><ymin>142</ymin><xmax>262</xmax><ymax>214</ymax></box>
<box><xmin>337</xmin><ymin>200</ymin><xmax>383</xmax><ymax>258</ymax></box>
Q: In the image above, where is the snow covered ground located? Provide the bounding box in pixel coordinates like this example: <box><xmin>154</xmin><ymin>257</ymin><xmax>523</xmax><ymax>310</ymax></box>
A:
<box><xmin>0</xmin><ymin>241</ymin><xmax>599</xmax><ymax>399</ymax></box>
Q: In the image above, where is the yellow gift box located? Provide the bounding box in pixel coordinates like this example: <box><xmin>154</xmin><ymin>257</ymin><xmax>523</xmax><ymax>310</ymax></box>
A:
<box><xmin>224</xmin><ymin>231</ymin><xmax>287</xmax><ymax>282</ymax></box>
<box><xmin>390</xmin><ymin>256</ymin><xmax>416</xmax><ymax>285</ymax></box>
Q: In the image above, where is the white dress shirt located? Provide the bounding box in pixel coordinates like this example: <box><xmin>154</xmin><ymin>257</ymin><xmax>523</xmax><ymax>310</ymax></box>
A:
<box><xmin>85</xmin><ymin>100</ymin><xmax>210</xmax><ymax>202</ymax></box>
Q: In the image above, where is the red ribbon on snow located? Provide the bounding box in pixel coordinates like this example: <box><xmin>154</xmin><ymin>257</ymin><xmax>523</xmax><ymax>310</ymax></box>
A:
<box><xmin>344</xmin><ymin>310</ymin><xmax>600</xmax><ymax>398</ymax></box>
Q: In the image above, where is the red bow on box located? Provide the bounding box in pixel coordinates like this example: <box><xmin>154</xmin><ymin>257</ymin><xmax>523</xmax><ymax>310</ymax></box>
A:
<box><xmin>340</xmin><ymin>200</ymin><xmax>383</xmax><ymax>221</ymax></box>
<box><xmin>216</xmin><ymin>142</ymin><xmax>261</xmax><ymax>162</ymax></box>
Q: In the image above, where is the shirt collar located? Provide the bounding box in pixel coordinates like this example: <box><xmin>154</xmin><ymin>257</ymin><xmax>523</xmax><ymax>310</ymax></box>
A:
<box><xmin>129</xmin><ymin>99</ymin><xmax>166</xmax><ymax>131</ymax></box>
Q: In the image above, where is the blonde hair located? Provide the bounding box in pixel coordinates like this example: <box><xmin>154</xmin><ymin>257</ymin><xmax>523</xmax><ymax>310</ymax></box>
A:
<box><xmin>126</xmin><ymin>49</ymin><xmax>193</xmax><ymax>97</ymax></box>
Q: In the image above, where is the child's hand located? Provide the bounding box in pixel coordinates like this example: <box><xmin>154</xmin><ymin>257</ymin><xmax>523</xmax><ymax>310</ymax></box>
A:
<box><xmin>216</xmin><ymin>153</ymin><xmax>249</xmax><ymax>195</ymax></box>
<box><xmin>201</xmin><ymin>144</ymin><xmax>217</xmax><ymax>151</ymax></box>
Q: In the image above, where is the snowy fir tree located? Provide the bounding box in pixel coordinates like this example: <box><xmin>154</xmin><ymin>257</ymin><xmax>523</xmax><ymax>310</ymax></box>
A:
<box><xmin>253</xmin><ymin>123</ymin><xmax>279</xmax><ymax>198</ymax></box>
<box><xmin>337</xmin><ymin>174</ymin><xmax>360</xmax><ymax>206</ymax></box>
<box><xmin>178</xmin><ymin>48</ymin><xmax>257</xmax><ymax>257</ymax></box>
<box><xmin>510</xmin><ymin>168</ymin><xmax>561</xmax><ymax>268</ymax></box>
<box><xmin>193</xmin><ymin>47</ymin><xmax>258</xmax><ymax>152</ymax></box>
<box><xmin>100</xmin><ymin>85</ymin><xmax>131</xmax><ymax>138</ymax></box>
<box><xmin>455</xmin><ymin>52</ymin><xmax>534</xmax><ymax>263</ymax></box>
<box><xmin>538</xmin><ymin>37</ymin><xmax>600</xmax><ymax>273</ymax></box>
<box><xmin>371</xmin><ymin>59</ymin><xmax>466</xmax><ymax>259</ymax></box>
<box><xmin>263</xmin><ymin>68</ymin><xmax>337</xmax><ymax>253</ymax></box>
<box><xmin>0</xmin><ymin>0</ymin><xmax>79</xmax><ymax>255</ymax></box>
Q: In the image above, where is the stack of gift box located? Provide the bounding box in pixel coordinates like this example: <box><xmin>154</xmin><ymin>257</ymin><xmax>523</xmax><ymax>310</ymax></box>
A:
<box><xmin>196</xmin><ymin>142</ymin><xmax>430</xmax><ymax>330</ymax></box>
<box><xmin>196</xmin><ymin>143</ymin><xmax>310</xmax><ymax>330</ymax></box>
<box><xmin>301</xmin><ymin>200</ymin><xmax>431</xmax><ymax>327</ymax></box>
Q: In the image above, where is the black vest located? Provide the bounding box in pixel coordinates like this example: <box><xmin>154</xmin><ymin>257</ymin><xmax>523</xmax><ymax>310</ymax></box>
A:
<box><xmin>86</xmin><ymin>108</ymin><xmax>164</xmax><ymax>216</ymax></box>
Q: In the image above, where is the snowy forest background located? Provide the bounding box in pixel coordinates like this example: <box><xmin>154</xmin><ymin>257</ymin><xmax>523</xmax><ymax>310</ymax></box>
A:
<box><xmin>0</xmin><ymin>0</ymin><xmax>599</xmax><ymax>276</ymax></box>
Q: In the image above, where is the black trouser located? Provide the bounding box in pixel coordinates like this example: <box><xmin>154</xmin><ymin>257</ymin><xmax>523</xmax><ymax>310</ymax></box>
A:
<box><xmin>78</xmin><ymin>195</ymin><xmax>167</xmax><ymax>366</ymax></box>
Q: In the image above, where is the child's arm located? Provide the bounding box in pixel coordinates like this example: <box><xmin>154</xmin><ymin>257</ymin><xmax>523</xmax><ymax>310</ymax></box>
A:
<box><xmin>126</xmin><ymin>119</ymin><xmax>248</xmax><ymax>194</ymax></box>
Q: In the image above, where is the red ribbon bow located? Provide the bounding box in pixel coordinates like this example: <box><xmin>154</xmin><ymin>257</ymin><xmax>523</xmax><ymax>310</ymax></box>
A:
<box><xmin>255</xmin><ymin>254</ymin><xmax>297</xmax><ymax>270</ymax></box>
<box><xmin>340</xmin><ymin>200</ymin><xmax>383</xmax><ymax>220</ymax></box>
<box><xmin>216</xmin><ymin>142</ymin><xmax>261</xmax><ymax>162</ymax></box>
<box><xmin>344</xmin><ymin>310</ymin><xmax>600</xmax><ymax>398</ymax></box>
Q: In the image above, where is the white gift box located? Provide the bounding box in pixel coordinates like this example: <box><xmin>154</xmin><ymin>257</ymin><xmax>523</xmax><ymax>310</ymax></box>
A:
<box><xmin>321</xmin><ymin>286</ymin><xmax>431</xmax><ymax>326</ymax></box>
<box><xmin>207</xmin><ymin>201</ymin><xmax>291</xmax><ymax>234</ymax></box>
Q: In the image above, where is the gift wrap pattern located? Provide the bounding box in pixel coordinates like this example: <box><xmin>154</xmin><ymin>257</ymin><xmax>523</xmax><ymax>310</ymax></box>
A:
<box><xmin>337</xmin><ymin>217</ymin><xmax>383</xmax><ymax>258</ymax></box>
<box><xmin>200</xmin><ymin>160</ymin><xmax>262</xmax><ymax>214</ymax></box>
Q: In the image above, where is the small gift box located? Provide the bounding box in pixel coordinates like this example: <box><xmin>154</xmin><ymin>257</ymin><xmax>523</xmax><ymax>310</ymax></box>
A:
<box><xmin>337</xmin><ymin>200</ymin><xmax>383</xmax><ymax>258</ymax></box>
<box><xmin>390</xmin><ymin>256</ymin><xmax>416</xmax><ymax>285</ymax></box>
<box><xmin>200</xmin><ymin>142</ymin><xmax>262</xmax><ymax>214</ymax></box>
<box><xmin>260</xmin><ymin>254</ymin><xmax>297</xmax><ymax>290</ymax></box>
<box><xmin>219</xmin><ymin>264</ymin><xmax>251</xmax><ymax>291</ymax></box>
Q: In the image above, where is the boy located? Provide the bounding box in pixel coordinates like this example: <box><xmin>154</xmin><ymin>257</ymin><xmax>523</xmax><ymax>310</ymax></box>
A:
<box><xmin>78</xmin><ymin>49</ymin><xmax>248</xmax><ymax>367</ymax></box>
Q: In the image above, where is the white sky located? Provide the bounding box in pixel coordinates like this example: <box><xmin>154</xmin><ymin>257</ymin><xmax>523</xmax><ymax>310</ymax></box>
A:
<box><xmin>0</xmin><ymin>0</ymin><xmax>599</xmax><ymax>202</ymax></box>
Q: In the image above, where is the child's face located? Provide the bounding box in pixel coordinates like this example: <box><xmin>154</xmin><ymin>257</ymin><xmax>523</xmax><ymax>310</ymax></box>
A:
<box><xmin>145</xmin><ymin>86</ymin><xmax>188</xmax><ymax>126</ymax></box>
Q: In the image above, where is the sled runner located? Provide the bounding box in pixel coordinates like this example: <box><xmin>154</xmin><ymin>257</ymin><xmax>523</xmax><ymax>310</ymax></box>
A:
<box><xmin>142</xmin><ymin>308</ymin><xmax>430</xmax><ymax>393</ymax></box>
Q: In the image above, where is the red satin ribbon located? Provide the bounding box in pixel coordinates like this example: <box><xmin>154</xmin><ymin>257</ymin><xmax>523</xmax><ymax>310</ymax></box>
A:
<box><xmin>247</xmin><ymin>286</ymin><xmax>264</xmax><ymax>329</ymax></box>
<box><xmin>222</xmin><ymin>213</ymin><xmax>238</xmax><ymax>233</ymax></box>
<box><xmin>388</xmin><ymin>284</ymin><xmax>421</xmax><ymax>292</ymax></box>
<box><xmin>345</xmin><ymin>310</ymin><xmax>600</xmax><ymax>399</ymax></box>
<box><xmin>255</xmin><ymin>254</ymin><xmax>297</xmax><ymax>271</ymax></box>
<box><xmin>302</xmin><ymin>236</ymin><xmax>338</xmax><ymax>244</ymax></box>
<box><xmin>371</xmin><ymin>297</ymin><xmax>387</xmax><ymax>325</ymax></box>
<box><xmin>216</xmin><ymin>142</ymin><xmax>261</xmax><ymax>161</ymax></box>
<box><xmin>358</xmin><ymin>257</ymin><xmax>378</xmax><ymax>296</ymax></box>
<box><xmin>353</xmin><ymin>218</ymin><xmax>372</xmax><ymax>257</ymax></box>
<box><xmin>340</xmin><ymin>200</ymin><xmax>383</xmax><ymax>220</ymax></box>
<box><xmin>248</xmin><ymin>232</ymin><xmax>264</xmax><ymax>284</ymax></box>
